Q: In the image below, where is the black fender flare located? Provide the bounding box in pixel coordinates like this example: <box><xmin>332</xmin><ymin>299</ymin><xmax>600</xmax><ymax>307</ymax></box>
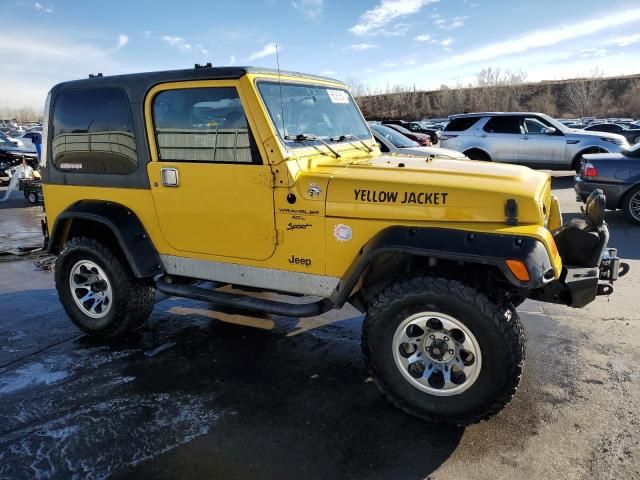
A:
<box><xmin>331</xmin><ymin>226</ymin><xmax>555</xmax><ymax>306</ymax></box>
<box><xmin>48</xmin><ymin>200</ymin><xmax>164</xmax><ymax>278</ymax></box>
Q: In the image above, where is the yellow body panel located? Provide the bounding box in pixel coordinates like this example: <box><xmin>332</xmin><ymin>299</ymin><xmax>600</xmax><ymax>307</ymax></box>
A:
<box><xmin>44</xmin><ymin>70</ymin><xmax>564</xmax><ymax>287</ymax></box>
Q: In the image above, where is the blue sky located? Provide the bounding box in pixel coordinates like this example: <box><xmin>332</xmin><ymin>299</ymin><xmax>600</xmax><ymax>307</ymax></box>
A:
<box><xmin>2</xmin><ymin>0</ymin><xmax>640</xmax><ymax>108</ymax></box>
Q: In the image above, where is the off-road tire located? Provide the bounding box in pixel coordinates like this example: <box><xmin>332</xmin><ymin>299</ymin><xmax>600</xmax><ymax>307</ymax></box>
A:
<box><xmin>622</xmin><ymin>185</ymin><xmax>640</xmax><ymax>226</ymax></box>
<box><xmin>55</xmin><ymin>237</ymin><xmax>155</xmax><ymax>338</ymax></box>
<box><xmin>362</xmin><ymin>276</ymin><xmax>525</xmax><ymax>425</ymax></box>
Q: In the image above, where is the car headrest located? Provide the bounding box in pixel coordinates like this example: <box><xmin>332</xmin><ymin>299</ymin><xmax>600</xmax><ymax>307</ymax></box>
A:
<box><xmin>585</xmin><ymin>189</ymin><xmax>605</xmax><ymax>229</ymax></box>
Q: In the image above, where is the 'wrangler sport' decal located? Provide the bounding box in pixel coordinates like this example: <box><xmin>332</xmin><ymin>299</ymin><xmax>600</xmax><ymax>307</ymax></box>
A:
<box><xmin>354</xmin><ymin>189</ymin><xmax>448</xmax><ymax>205</ymax></box>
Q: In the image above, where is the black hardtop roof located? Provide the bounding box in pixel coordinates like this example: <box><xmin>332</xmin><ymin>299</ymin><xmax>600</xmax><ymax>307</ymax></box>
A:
<box><xmin>50</xmin><ymin>66</ymin><xmax>343</xmax><ymax>103</ymax></box>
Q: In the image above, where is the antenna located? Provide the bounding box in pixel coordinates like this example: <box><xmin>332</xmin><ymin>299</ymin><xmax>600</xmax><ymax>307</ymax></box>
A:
<box><xmin>275</xmin><ymin>44</ymin><xmax>286</xmax><ymax>137</ymax></box>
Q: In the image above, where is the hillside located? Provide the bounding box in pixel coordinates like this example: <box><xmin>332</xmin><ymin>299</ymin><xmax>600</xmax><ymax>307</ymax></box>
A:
<box><xmin>356</xmin><ymin>74</ymin><xmax>640</xmax><ymax>120</ymax></box>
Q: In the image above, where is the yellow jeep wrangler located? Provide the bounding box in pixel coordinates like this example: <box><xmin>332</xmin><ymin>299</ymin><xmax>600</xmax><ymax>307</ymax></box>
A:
<box><xmin>40</xmin><ymin>66</ymin><xmax>626</xmax><ymax>425</ymax></box>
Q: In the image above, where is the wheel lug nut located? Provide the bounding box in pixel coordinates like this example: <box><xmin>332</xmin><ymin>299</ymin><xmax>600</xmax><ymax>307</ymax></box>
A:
<box><xmin>430</xmin><ymin>334</ymin><xmax>435</xmax><ymax>339</ymax></box>
<box><xmin>448</xmin><ymin>349</ymin><xmax>454</xmax><ymax>354</ymax></box>
<box><xmin>444</xmin><ymin>336</ymin><xmax>449</xmax><ymax>341</ymax></box>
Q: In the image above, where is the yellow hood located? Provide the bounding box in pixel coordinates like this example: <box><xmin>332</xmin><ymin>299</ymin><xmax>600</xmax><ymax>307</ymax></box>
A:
<box><xmin>319</xmin><ymin>156</ymin><xmax>550</xmax><ymax>224</ymax></box>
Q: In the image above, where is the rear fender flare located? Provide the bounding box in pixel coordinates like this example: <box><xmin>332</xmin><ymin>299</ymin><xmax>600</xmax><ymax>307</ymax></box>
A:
<box><xmin>48</xmin><ymin>200</ymin><xmax>164</xmax><ymax>278</ymax></box>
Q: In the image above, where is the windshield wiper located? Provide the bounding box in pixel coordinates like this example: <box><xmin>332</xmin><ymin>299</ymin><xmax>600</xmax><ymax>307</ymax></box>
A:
<box><xmin>284</xmin><ymin>133</ymin><xmax>341</xmax><ymax>158</ymax></box>
<box><xmin>330</xmin><ymin>134</ymin><xmax>373</xmax><ymax>153</ymax></box>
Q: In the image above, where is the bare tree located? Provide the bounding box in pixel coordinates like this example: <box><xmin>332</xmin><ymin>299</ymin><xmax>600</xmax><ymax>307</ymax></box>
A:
<box><xmin>562</xmin><ymin>69</ymin><xmax>605</xmax><ymax>118</ymax></box>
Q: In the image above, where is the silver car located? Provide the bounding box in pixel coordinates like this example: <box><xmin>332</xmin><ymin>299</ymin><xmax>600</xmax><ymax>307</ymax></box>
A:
<box><xmin>370</xmin><ymin>123</ymin><xmax>467</xmax><ymax>160</ymax></box>
<box><xmin>440</xmin><ymin>112</ymin><xmax>629</xmax><ymax>170</ymax></box>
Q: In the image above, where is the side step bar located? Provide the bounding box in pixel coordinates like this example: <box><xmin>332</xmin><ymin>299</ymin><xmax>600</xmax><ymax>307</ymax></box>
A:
<box><xmin>156</xmin><ymin>277</ymin><xmax>334</xmax><ymax>318</ymax></box>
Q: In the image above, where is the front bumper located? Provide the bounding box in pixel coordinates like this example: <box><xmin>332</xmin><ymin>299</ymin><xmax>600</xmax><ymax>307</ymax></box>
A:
<box><xmin>530</xmin><ymin>226</ymin><xmax>628</xmax><ymax>307</ymax></box>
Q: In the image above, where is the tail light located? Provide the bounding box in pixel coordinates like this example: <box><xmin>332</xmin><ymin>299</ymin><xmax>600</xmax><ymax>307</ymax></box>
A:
<box><xmin>582</xmin><ymin>162</ymin><xmax>598</xmax><ymax>178</ymax></box>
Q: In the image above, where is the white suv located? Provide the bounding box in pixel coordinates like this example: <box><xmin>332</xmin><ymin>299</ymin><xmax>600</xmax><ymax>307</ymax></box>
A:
<box><xmin>440</xmin><ymin>112</ymin><xmax>628</xmax><ymax>170</ymax></box>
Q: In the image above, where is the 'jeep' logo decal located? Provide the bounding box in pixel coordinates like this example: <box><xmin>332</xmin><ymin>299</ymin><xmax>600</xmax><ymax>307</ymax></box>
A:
<box><xmin>288</xmin><ymin>255</ymin><xmax>312</xmax><ymax>267</ymax></box>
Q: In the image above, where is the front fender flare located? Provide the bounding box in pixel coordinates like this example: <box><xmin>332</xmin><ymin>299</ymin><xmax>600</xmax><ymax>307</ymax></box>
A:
<box><xmin>331</xmin><ymin>226</ymin><xmax>555</xmax><ymax>306</ymax></box>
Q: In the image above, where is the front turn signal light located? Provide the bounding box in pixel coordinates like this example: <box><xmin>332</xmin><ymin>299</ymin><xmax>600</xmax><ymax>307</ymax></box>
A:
<box><xmin>505</xmin><ymin>259</ymin><xmax>530</xmax><ymax>282</ymax></box>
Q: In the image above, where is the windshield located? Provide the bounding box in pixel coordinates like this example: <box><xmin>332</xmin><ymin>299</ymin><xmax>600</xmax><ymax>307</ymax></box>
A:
<box><xmin>257</xmin><ymin>81</ymin><xmax>371</xmax><ymax>146</ymax></box>
<box><xmin>540</xmin><ymin>114</ymin><xmax>569</xmax><ymax>133</ymax></box>
<box><xmin>371</xmin><ymin>124</ymin><xmax>418</xmax><ymax>148</ymax></box>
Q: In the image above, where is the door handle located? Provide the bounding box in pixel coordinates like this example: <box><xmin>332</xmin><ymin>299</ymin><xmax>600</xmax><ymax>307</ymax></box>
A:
<box><xmin>161</xmin><ymin>167</ymin><xmax>179</xmax><ymax>187</ymax></box>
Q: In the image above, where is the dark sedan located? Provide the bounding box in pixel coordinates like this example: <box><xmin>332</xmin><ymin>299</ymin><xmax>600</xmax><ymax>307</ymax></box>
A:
<box><xmin>380</xmin><ymin>123</ymin><xmax>432</xmax><ymax>146</ymax></box>
<box><xmin>382</xmin><ymin>120</ymin><xmax>439</xmax><ymax>144</ymax></box>
<box><xmin>575</xmin><ymin>143</ymin><xmax>640</xmax><ymax>225</ymax></box>
<box><xmin>582</xmin><ymin>123</ymin><xmax>640</xmax><ymax>145</ymax></box>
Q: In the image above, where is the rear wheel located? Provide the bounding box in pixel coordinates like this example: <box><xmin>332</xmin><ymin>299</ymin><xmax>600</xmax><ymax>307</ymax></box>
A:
<box><xmin>363</xmin><ymin>276</ymin><xmax>525</xmax><ymax>425</ymax></box>
<box><xmin>622</xmin><ymin>185</ymin><xmax>640</xmax><ymax>226</ymax></box>
<box><xmin>55</xmin><ymin>237</ymin><xmax>155</xmax><ymax>338</ymax></box>
<box><xmin>633</xmin><ymin>135</ymin><xmax>640</xmax><ymax>145</ymax></box>
<box><xmin>464</xmin><ymin>149</ymin><xmax>491</xmax><ymax>162</ymax></box>
<box><xmin>572</xmin><ymin>148</ymin><xmax>606</xmax><ymax>172</ymax></box>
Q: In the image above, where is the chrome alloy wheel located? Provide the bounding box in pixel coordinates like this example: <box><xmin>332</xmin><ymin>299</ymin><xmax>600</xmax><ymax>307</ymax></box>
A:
<box><xmin>392</xmin><ymin>312</ymin><xmax>482</xmax><ymax>396</ymax></box>
<box><xmin>630</xmin><ymin>191</ymin><xmax>640</xmax><ymax>222</ymax></box>
<box><xmin>69</xmin><ymin>260</ymin><xmax>113</xmax><ymax>319</ymax></box>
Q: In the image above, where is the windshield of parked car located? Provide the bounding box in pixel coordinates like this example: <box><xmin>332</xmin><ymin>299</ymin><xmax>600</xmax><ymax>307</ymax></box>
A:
<box><xmin>257</xmin><ymin>81</ymin><xmax>371</xmax><ymax>147</ymax></box>
<box><xmin>539</xmin><ymin>114</ymin><xmax>569</xmax><ymax>133</ymax></box>
<box><xmin>370</xmin><ymin>124</ymin><xmax>418</xmax><ymax>148</ymax></box>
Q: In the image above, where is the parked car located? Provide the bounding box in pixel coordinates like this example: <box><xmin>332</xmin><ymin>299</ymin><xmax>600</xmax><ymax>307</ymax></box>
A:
<box><xmin>575</xmin><ymin>142</ymin><xmax>640</xmax><ymax>225</ymax></box>
<box><xmin>382</xmin><ymin>120</ymin><xmax>440</xmax><ymax>145</ymax></box>
<box><xmin>381</xmin><ymin>123</ymin><xmax>432</xmax><ymax>146</ymax></box>
<box><xmin>440</xmin><ymin>112</ymin><xmax>629</xmax><ymax>170</ymax></box>
<box><xmin>582</xmin><ymin>123</ymin><xmax>640</xmax><ymax>145</ymax></box>
<box><xmin>0</xmin><ymin>136</ymin><xmax>38</xmax><ymax>183</ymax></box>
<box><xmin>14</xmin><ymin>130</ymin><xmax>41</xmax><ymax>150</ymax></box>
<box><xmin>0</xmin><ymin>130</ymin><xmax>22</xmax><ymax>147</ymax></box>
<box><xmin>369</xmin><ymin>124</ymin><xmax>466</xmax><ymax>159</ymax></box>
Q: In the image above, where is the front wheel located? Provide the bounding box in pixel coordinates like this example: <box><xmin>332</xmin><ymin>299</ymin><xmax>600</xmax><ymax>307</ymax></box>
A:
<box><xmin>363</xmin><ymin>276</ymin><xmax>525</xmax><ymax>425</ymax></box>
<box><xmin>622</xmin><ymin>185</ymin><xmax>640</xmax><ymax>225</ymax></box>
<box><xmin>55</xmin><ymin>237</ymin><xmax>155</xmax><ymax>338</ymax></box>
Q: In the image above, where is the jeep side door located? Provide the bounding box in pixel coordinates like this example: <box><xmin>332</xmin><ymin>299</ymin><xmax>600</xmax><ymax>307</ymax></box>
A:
<box><xmin>481</xmin><ymin>116</ymin><xmax>521</xmax><ymax>163</ymax></box>
<box><xmin>146</xmin><ymin>82</ymin><xmax>276</xmax><ymax>260</ymax></box>
<box><xmin>517</xmin><ymin>116</ymin><xmax>567</xmax><ymax>167</ymax></box>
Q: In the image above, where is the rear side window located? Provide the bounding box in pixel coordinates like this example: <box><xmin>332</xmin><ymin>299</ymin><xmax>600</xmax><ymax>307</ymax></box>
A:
<box><xmin>152</xmin><ymin>87</ymin><xmax>259</xmax><ymax>164</ymax></box>
<box><xmin>52</xmin><ymin>88</ymin><xmax>137</xmax><ymax>174</ymax></box>
<box><xmin>483</xmin><ymin>116</ymin><xmax>522</xmax><ymax>134</ymax></box>
<box><xmin>444</xmin><ymin>117</ymin><xmax>480</xmax><ymax>132</ymax></box>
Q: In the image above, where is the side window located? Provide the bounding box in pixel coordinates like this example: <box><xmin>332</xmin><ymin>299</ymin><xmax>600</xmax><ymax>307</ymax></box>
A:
<box><xmin>52</xmin><ymin>88</ymin><xmax>137</xmax><ymax>174</ymax></box>
<box><xmin>523</xmin><ymin>117</ymin><xmax>549</xmax><ymax>134</ymax></box>
<box><xmin>483</xmin><ymin>116</ymin><xmax>521</xmax><ymax>134</ymax></box>
<box><xmin>152</xmin><ymin>87</ymin><xmax>259</xmax><ymax>164</ymax></box>
<box><xmin>444</xmin><ymin>117</ymin><xmax>480</xmax><ymax>132</ymax></box>
<box><xmin>375</xmin><ymin>137</ymin><xmax>390</xmax><ymax>152</ymax></box>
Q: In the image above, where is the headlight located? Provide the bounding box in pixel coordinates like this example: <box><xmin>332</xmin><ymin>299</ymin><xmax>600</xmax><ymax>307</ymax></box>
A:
<box><xmin>601</xmin><ymin>136</ymin><xmax>626</xmax><ymax>146</ymax></box>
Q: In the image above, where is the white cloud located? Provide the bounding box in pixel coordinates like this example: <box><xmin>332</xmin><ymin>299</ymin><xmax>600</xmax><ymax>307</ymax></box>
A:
<box><xmin>229</xmin><ymin>54</ymin><xmax>236</xmax><ymax>65</ymax></box>
<box><xmin>428</xmin><ymin>8</ymin><xmax>640</xmax><ymax>69</ymax></box>
<box><xmin>437</xmin><ymin>16</ymin><xmax>468</xmax><ymax>30</ymax></box>
<box><xmin>348</xmin><ymin>43</ymin><xmax>377</xmax><ymax>51</ymax></box>
<box><xmin>291</xmin><ymin>0</ymin><xmax>323</xmax><ymax>19</ymax></box>
<box><xmin>414</xmin><ymin>34</ymin><xmax>452</xmax><ymax>47</ymax></box>
<box><xmin>34</xmin><ymin>2</ymin><xmax>53</xmax><ymax>13</ymax></box>
<box><xmin>414</xmin><ymin>34</ymin><xmax>431</xmax><ymax>42</ymax></box>
<box><xmin>580</xmin><ymin>48</ymin><xmax>608</xmax><ymax>58</ymax></box>
<box><xmin>195</xmin><ymin>44</ymin><xmax>209</xmax><ymax>56</ymax></box>
<box><xmin>143</xmin><ymin>30</ymin><xmax>152</xmax><ymax>38</ymax></box>
<box><xmin>381</xmin><ymin>60</ymin><xmax>398</xmax><ymax>68</ymax></box>
<box><xmin>612</xmin><ymin>33</ymin><xmax>640</xmax><ymax>47</ymax></box>
<box><xmin>162</xmin><ymin>36</ymin><xmax>191</xmax><ymax>51</ymax></box>
<box><xmin>321</xmin><ymin>70</ymin><xmax>336</xmax><ymax>75</ymax></box>
<box><xmin>350</xmin><ymin>0</ymin><xmax>439</xmax><ymax>36</ymax></box>
<box><xmin>248</xmin><ymin>42</ymin><xmax>278</xmax><ymax>60</ymax></box>
<box><xmin>114</xmin><ymin>34</ymin><xmax>128</xmax><ymax>51</ymax></box>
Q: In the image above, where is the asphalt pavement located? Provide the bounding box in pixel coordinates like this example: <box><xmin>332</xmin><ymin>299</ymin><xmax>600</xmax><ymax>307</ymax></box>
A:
<box><xmin>0</xmin><ymin>175</ymin><xmax>638</xmax><ymax>479</ymax></box>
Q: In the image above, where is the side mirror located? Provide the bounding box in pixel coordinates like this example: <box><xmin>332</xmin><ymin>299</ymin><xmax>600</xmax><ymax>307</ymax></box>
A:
<box><xmin>543</xmin><ymin>127</ymin><xmax>557</xmax><ymax>135</ymax></box>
